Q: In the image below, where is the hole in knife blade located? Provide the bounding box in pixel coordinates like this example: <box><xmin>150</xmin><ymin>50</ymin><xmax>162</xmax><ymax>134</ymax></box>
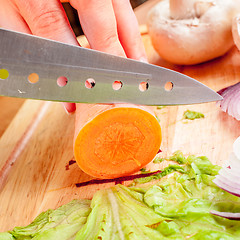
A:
<box><xmin>85</xmin><ymin>78</ymin><xmax>95</xmax><ymax>89</ymax></box>
<box><xmin>112</xmin><ymin>80</ymin><xmax>123</xmax><ymax>90</ymax></box>
<box><xmin>0</xmin><ymin>69</ymin><xmax>9</xmax><ymax>80</ymax></box>
<box><xmin>57</xmin><ymin>76</ymin><xmax>68</xmax><ymax>87</ymax></box>
<box><xmin>28</xmin><ymin>73</ymin><xmax>39</xmax><ymax>84</ymax></box>
<box><xmin>164</xmin><ymin>81</ymin><xmax>174</xmax><ymax>91</ymax></box>
<box><xmin>139</xmin><ymin>81</ymin><xmax>149</xmax><ymax>92</ymax></box>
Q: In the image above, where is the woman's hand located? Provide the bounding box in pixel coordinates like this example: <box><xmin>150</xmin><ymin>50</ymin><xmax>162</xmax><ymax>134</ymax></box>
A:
<box><xmin>0</xmin><ymin>0</ymin><xmax>147</xmax><ymax>113</ymax></box>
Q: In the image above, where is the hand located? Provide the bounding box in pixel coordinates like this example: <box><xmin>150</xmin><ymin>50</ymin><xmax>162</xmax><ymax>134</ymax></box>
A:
<box><xmin>0</xmin><ymin>0</ymin><xmax>147</xmax><ymax>113</ymax></box>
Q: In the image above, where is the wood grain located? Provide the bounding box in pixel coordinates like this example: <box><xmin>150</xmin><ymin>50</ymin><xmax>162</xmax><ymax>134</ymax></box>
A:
<box><xmin>0</xmin><ymin>25</ymin><xmax>240</xmax><ymax>234</ymax></box>
<box><xmin>0</xmin><ymin>97</ymin><xmax>25</xmax><ymax>137</ymax></box>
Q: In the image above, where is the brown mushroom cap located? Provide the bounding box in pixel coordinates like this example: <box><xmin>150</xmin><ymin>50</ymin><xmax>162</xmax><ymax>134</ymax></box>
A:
<box><xmin>147</xmin><ymin>0</ymin><xmax>240</xmax><ymax>65</ymax></box>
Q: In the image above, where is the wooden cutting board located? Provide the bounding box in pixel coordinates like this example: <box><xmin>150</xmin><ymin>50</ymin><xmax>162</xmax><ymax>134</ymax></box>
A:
<box><xmin>0</xmin><ymin>25</ymin><xmax>240</xmax><ymax>234</ymax></box>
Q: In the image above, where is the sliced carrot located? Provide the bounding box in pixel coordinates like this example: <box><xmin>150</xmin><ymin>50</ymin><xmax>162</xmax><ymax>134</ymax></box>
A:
<box><xmin>74</xmin><ymin>104</ymin><xmax>161</xmax><ymax>179</ymax></box>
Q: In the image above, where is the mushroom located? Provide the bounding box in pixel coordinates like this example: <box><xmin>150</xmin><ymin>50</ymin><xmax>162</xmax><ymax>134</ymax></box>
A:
<box><xmin>147</xmin><ymin>0</ymin><xmax>240</xmax><ymax>65</ymax></box>
<box><xmin>232</xmin><ymin>14</ymin><xmax>240</xmax><ymax>51</ymax></box>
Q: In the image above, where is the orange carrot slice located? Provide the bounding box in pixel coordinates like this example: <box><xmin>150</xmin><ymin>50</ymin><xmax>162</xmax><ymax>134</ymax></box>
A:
<box><xmin>74</xmin><ymin>104</ymin><xmax>161</xmax><ymax>179</ymax></box>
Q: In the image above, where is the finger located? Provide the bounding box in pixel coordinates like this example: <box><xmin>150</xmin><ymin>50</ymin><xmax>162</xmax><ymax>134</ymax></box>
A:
<box><xmin>14</xmin><ymin>0</ymin><xmax>78</xmax><ymax>45</ymax></box>
<box><xmin>70</xmin><ymin>0</ymin><xmax>126</xmax><ymax>57</ymax></box>
<box><xmin>14</xmin><ymin>0</ymin><xmax>78</xmax><ymax>113</ymax></box>
<box><xmin>0</xmin><ymin>0</ymin><xmax>31</xmax><ymax>33</ymax></box>
<box><xmin>62</xmin><ymin>103</ymin><xmax>76</xmax><ymax>114</ymax></box>
<box><xmin>61</xmin><ymin>102</ymin><xmax>76</xmax><ymax>114</ymax></box>
<box><xmin>112</xmin><ymin>0</ymin><xmax>148</xmax><ymax>61</ymax></box>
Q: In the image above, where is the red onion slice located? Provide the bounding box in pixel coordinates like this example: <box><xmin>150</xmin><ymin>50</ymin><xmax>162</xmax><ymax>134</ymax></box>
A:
<box><xmin>221</xmin><ymin>156</ymin><xmax>240</xmax><ymax>174</ymax></box>
<box><xmin>210</xmin><ymin>138</ymin><xmax>240</xmax><ymax>219</ymax></box>
<box><xmin>224</xmin><ymin>86</ymin><xmax>237</xmax><ymax>113</ymax></box>
<box><xmin>217</xmin><ymin>84</ymin><xmax>235</xmax><ymax>111</ymax></box>
<box><xmin>233</xmin><ymin>91</ymin><xmax>240</xmax><ymax>120</ymax></box>
<box><xmin>216</xmin><ymin>174</ymin><xmax>240</xmax><ymax>190</ymax></box>
<box><xmin>218</xmin><ymin>168</ymin><xmax>240</xmax><ymax>183</ymax></box>
<box><xmin>212</xmin><ymin>137</ymin><xmax>240</xmax><ymax>198</ymax></box>
<box><xmin>228</xmin><ymin>86</ymin><xmax>239</xmax><ymax>117</ymax></box>
<box><xmin>210</xmin><ymin>210</ymin><xmax>240</xmax><ymax>220</ymax></box>
<box><xmin>228</xmin><ymin>86</ymin><xmax>240</xmax><ymax>120</ymax></box>
<box><xmin>213</xmin><ymin>177</ymin><xmax>240</xmax><ymax>197</ymax></box>
<box><xmin>217</xmin><ymin>82</ymin><xmax>240</xmax><ymax>120</ymax></box>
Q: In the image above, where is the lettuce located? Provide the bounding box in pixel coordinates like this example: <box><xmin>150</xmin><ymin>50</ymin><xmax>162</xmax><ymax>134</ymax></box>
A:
<box><xmin>1</xmin><ymin>152</ymin><xmax>240</xmax><ymax>240</ymax></box>
<box><xmin>6</xmin><ymin>199</ymin><xmax>91</xmax><ymax>240</ymax></box>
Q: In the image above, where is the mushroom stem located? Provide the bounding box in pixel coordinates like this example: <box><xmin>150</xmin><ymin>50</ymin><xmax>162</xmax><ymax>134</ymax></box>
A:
<box><xmin>170</xmin><ymin>0</ymin><xmax>215</xmax><ymax>19</ymax></box>
<box><xmin>169</xmin><ymin>0</ymin><xmax>197</xmax><ymax>19</ymax></box>
<box><xmin>194</xmin><ymin>1</ymin><xmax>215</xmax><ymax>18</ymax></box>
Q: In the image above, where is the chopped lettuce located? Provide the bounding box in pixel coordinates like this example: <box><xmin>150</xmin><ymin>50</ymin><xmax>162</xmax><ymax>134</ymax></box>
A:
<box><xmin>1</xmin><ymin>152</ymin><xmax>240</xmax><ymax>240</ymax></box>
<box><xmin>153</xmin><ymin>151</ymin><xmax>186</xmax><ymax>164</ymax></box>
<box><xmin>143</xmin><ymin>154</ymin><xmax>240</xmax><ymax>239</ymax></box>
<box><xmin>156</xmin><ymin>106</ymin><xmax>166</xmax><ymax>110</ymax></box>
<box><xmin>0</xmin><ymin>233</ymin><xmax>15</xmax><ymax>240</ymax></box>
<box><xmin>131</xmin><ymin>164</ymin><xmax>186</xmax><ymax>185</ymax></box>
<box><xmin>183</xmin><ymin>110</ymin><xmax>205</xmax><ymax>120</ymax></box>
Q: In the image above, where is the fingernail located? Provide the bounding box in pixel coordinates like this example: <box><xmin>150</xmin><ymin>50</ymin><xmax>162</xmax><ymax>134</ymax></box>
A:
<box><xmin>63</xmin><ymin>105</ymin><xmax>71</xmax><ymax>115</ymax></box>
<box><xmin>62</xmin><ymin>103</ymin><xmax>76</xmax><ymax>115</ymax></box>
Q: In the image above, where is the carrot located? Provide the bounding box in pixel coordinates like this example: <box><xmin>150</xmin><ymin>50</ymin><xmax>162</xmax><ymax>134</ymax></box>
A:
<box><xmin>74</xmin><ymin>104</ymin><xmax>161</xmax><ymax>179</ymax></box>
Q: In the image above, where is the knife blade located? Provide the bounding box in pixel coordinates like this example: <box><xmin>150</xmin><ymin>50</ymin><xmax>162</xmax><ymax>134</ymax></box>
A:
<box><xmin>0</xmin><ymin>28</ymin><xmax>222</xmax><ymax>105</ymax></box>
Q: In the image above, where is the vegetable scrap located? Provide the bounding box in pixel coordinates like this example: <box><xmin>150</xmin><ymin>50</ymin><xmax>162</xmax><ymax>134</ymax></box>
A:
<box><xmin>140</xmin><ymin>168</ymin><xmax>147</xmax><ymax>172</ymax></box>
<box><xmin>153</xmin><ymin>156</ymin><xmax>164</xmax><ymax>164</ymax></box>
<box><xmin>65</xmin><ymin>159</ymin><xmax>76</xmax><ymax>171</ymax></box>
<box><xmin>69</xmin><ymin>160</ymin><xmax>76</xmax><ymax>166</ymax></box>
<box><xmin>75</xmin><ymin>170</ymin><xmax>162</xmax><ymax>187</ymax></box>
<box><xmin>2</xmin><ymin>151</ymin><xmax>240</xmax><ymax>239</ymax></box>
<box><xmin>156</xmin><ymin>106</ymin><xmax>166</xmax><ymax>110</ymax></box>
<box><xmin>157</xmin><ymin>149</ymin><xmax>162</xmax><ymax>154</ymax></box>
<box><xmin>153</xmin><ymin>151</ymin><xmax>185</xmax><ymax>164</ymax></box>
<box><xmin>183</xmin><ymin>110</ymin><xmax>204</xmax><ymax>120</ymax></box>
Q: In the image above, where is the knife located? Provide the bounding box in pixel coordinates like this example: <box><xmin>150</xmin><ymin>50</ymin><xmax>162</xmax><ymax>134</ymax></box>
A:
<box><xmin>0</xmin><ymin>28</ymin><xmax>222</xmax><ymax>105</ymax></box>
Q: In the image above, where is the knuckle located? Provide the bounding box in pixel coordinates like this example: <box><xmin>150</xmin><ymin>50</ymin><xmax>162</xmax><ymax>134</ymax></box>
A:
<box><xmin>104</xmin><ymin>32</ymin><xmax>119</xmax><ymax>46</ymax></box>
<box><xmin>32</xmin><ymin>9</ymin><xmax>65</xmax><ymax>36</ymax></box>
<box><xmin>101</xmin><ymin>37</ymin><xmax>125</xmax><ymax>56</ymax></box>
<box><xmin>96</xmin><ymin>32</ymin><xmax>123</xmax><ymax>55</ymax></box>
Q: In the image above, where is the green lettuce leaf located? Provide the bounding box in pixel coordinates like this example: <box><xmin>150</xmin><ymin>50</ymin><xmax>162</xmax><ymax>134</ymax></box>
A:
<box><xmin>7</xmin><ymin>199</ymin><xmax>91</xmax><ymax>240</ymax></box>
<box><xmin>183</xmin><ymin>110</ymin><xmax>204</xmax><ymax>120</ymax></box>
<box><xmin>0</xmin><ymin>233</ymin><xmax>15</xmax><ymax>240</ymax></box>
<box><xmin>1</xmin><ymin>152</ymin><xmax>240</xmax><ymax>240</ymax></box>
<box><xmin>75</xmin><ymin>184</ymin><xmax>167</xmax><ymax>240</ymax></box>
<box><xmin>144</xmin><ymin>155</ymin><xmax>240</xmax><ymax>239</ymax></box>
